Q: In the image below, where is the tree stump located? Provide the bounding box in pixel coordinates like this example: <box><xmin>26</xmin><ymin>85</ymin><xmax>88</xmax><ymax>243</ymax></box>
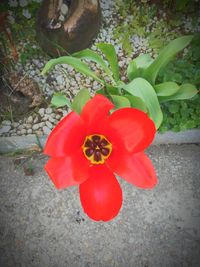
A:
<box><xmin>36</xmin><ymin>0</ymin><xmax>101</xmax><ymax>57</ymax></box>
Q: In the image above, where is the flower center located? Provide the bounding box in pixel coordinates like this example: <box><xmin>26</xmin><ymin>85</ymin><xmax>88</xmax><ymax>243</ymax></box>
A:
<box><xmin>82</xmin><ymin>134</ymin><xmax>112</xmax><ymax>164</ymax></box>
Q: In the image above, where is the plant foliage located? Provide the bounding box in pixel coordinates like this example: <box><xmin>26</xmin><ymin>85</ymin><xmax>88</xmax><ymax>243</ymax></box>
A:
<box><xmin>42</xmin><ymin>37</ymin><xmax>198</xmax><ymax>130</ymax></box>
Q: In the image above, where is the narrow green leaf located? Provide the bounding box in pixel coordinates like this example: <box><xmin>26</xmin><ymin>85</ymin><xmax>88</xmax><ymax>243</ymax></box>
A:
<box><xmin>154</xmin><ymin>82</ymin><xmax>180</xmax><ymax>96</ymax></box>
<box><xmin>72</xmin><ymin>48</ymin><xmax>113</xmax><ymax>78</ymax></box>
<box><xmin>127</xmin><ymin>54</ymin><xmax>154</xmax><ymax>81</ymax></box>
<box><xmin>159</xmin><ymin>83</ymin><xmax>198</xmax><ymax>102</ymax></box>
<box><xmin>144</xmin><ymin>35</ymin><xmax>193</xmax><ymax>84</ymax></box>
<box><xmin>127</xmin><ymin>61</ymin><xmax>138</xmax><ymax>81</ymax></box>
<box><xmin>71</xmin><ymin>88</ymin><xmax>91</xmax><ymax>114</ymax></box>
<box><xmin>124</xmin><ymin>95</ymin><xmax>148</xmax><ymax>113</ymax></box>
<box><xmin>51</xmin><ymin>93</ymin><xmax>71</xmax><ymax>108</ymax></box>
<box><xmin>111</xmin><ymin>95</ymin><xmax>131</xmax><ymax>110</ymax></box>
<box><xmin>123</xmin><ymin>77</ymin><xmax>163</xmax><ymax>129</ymax></box>
<box><xmin>97</xmin><ymin>43</ymin><xmax>120</xmax><ymax>82</ymax></box>
<box><xmin>41</xmin><ymin>56</ymin><xmax>104</xmax><ymax>84</ymax></box>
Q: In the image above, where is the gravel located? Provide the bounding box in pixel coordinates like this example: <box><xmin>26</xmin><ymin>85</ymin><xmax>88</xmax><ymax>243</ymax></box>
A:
<box><xmin>43</xmin><ymin>126</ymin><xmax>51</xmax><ymax>135</ymax></box>
<box><xmin>1</xmin><ymin>0</ymin><xmax>200</xmax><ymax>137</ymax></box>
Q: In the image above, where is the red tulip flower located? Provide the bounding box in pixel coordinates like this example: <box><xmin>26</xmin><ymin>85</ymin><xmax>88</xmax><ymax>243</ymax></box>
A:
<box><xmin>44</xmin><ymin>94</ymin><xmax>157</xmax><ymax>221</ymax></box>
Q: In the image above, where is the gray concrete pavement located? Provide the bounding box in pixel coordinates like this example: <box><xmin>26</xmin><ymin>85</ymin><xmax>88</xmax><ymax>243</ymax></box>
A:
<box><xmin>0</xmin><ymin>144</ymin><xmax>200</xmax><ymax>267</ymax></box>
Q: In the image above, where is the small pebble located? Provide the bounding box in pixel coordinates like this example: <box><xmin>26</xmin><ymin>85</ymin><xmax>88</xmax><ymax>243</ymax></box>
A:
<box><xmin>55</xmin><ymin>114</ymin><xmax>61</xmax><ymax>120</ymax></box>
<box><xmin>38</xmin><ymin>108</ymin><xmax>45</xmax><ymax>117</ymax></box>
<box><xmin>33</xmin><ymin>117</ymin><xmax>39</xmax><ymax>124</ymax></box>
<box><xmin>46</xmin><ymin>121</ymin><xmax>53</xmax><ymax>129</ymax></box>
<box><xmin>2</xmin><ymin>120</ymin><xmax>11</xmax><ymax>126</ymax></box>
<box><xmin>49</xmin><ymin>116</ymin><xmax>56</xmax><ymax>123</ymax></box>
<box><xmin>12</xmin><ymin>122</ymin><xmax>19</xmax><ymax>128</ymax></box>
<box><xmin>32</xmin><ymin>124</ymin><xmax>40</xmax><ymax>130</ymax></box>
<box><xmin>43</xmin><ymin>126</ymin><xmax>51</xmax><ymax>135</ymax></box>
<box><xmin>46</xmin><ymin>107</ymin><xmax>53</xmax><ymax>114</ymax></box>
<box><xmin>27</xmin><ymin>129</ymin><xmax>32</xmax><ymax>134</ymax></box>
<box><xmin>21</xmin><ymin>129</ymin><xmax>27</xmax><ymax>134</ymax></box>
<box><xmin>0</xmin><ymin>125</ymin><xmax>11</xmax><ymax>134</ymax></box>
<box><xmin>61</xmin><ymin>3</ymin><xmax>68</xmax><ymax>15</ymax></box>
<box><xmin>39</xmin><ymin>122</ymin><xmax>45</xmax><ymax>127</ymax></box>
<box><xmin>25</xmin><ymin>124</ymin><xmax>32</xmax><ymax>129</ymax></box>
<box><xmin>27</xmin><ymin>116</ymin><xmax>33</xmax><ymax>123</ymax></box>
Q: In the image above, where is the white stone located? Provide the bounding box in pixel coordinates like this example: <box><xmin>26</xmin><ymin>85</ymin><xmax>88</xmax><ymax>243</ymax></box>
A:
<box><xmin>27</xmin><ymin>129</ymin><xmax>32</xmax><ymax>134</ymax></box>
<box><xmin>33</xmin><ymin>117</ymin><xmax>39</xmax><ymax>123</ymax></box>
<box><xmin>27</xmin><ymin>116</ymin><xmax>33</xmax><ymax>123</ymax></box>
<box><xmin>22</xmin><ymin>9</ymin><xmax>31</xmax><ymax>19</ymax></box>
<box><xmin>39</xmin><ymin>122</ymin><xmax>45</xmax><ymax>127</ymax></box>
<box><xmin>55</xmin><ymin>114</ymin><xmax>61</xmax><ymax>120</ymax></box>
<box><xmin>25</xmin><ymin>124</ymin><xmax>32</xmax><ymax>129</ymax></box>
<box><xmin>62</xmin><ymin>110</ymin><xmax>68</xmax><ymax>117</ymax></box>
<box><xmin>18</xmin><ymin>125</ymin><xmax>24</xmax><ymax>130</ymax></box>
<box><xmin>0</xmin><ymin>125</ymin><xmax>11</xmax><ymax>134</ymax></box>
<box><xmin>2</xmin><ymin>120</ymin><xmax>11</xmax><ymax>126</ymax></box>
<box><xmin>46</xmin><ymin>121</ymin><xmax>53</xmax><ymax>129</ymax></box>
<box><xmin>46</xmin><ymin>107</ymin><xmax>52</xmax><ymax>114</ymax></box>
<box><xmin>20</xmin><ymin>129</ymin><xmax>27</xmax><ymax>134</ymax></box>
<box><xmin>49</xmin><ymin>116</ymin><xmax>56</xmax><ymax>123</ymax></box>
<box><xmin>56</xmin><ymin>75</ymin><xmax>64</xmax><ymax>84</ymax></box>
<box><xmin>38</xmin><ymin>108</ymin><xmax>45</xmax><ymax>117</ymax></box>
<box><xmin>59</xmin><ymin>15</ymin><xmax>65</xmax><ymax>22</ymax></box>
<box><xmin>43</xmin><ymin>126</ymin><xmax>51</xmax><ymax>135</ymax></box>
<box><xmin>12</xmin><ymin>122</ymin><xmax>19</xmax><ymax>128</ymax></box>
<box><xmin>61</xmin><ymin>4</ymin><xmax>69</xmax><ymax>15</ymax></box>
<box><xmin>32</xmin><ymin>124</ymin><xmax>40</xmax><ymax>130</ymax></box>
<box><xmin>43</xmin><ymin>115</ymin><xmax>49</xmax><ymax>121</ymax></box>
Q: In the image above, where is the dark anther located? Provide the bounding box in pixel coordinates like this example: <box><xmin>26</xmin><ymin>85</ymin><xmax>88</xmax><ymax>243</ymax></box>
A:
<box><xmin>100</xmin><ymin>139</ymin><xmax>109</xmax><ymax>147</ymax></box>
<box><xmin>100</xmin><ymin>147</ymin><xmax>110</xmax><ymax>156</ymax></box>
<box><xmin>94</xmin><ymin>150</ymin><xmax>102</xmax><ymax>162</ymax></box>
<box><xmin>92</xmin><ymin>135</ymin><xmax>101</xmax><ymax>144</ymax></box>
<box><xmin>85</xmin><ymin>139</ymin><xmax>95</xmax><ymax>148</ymax></box>
<box><xmin>85</xmin><ymin>148</ymin><xmax>94</xmax><ymax>157</ymax></box>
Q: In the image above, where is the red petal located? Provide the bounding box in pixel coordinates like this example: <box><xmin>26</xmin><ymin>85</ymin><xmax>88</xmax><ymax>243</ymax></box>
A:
<box><xmin>45</xmin><ymin>150</ymin><xmax>90</xmax><ymax>189</ymax></box>
<box><xmin>71</xmin><ymin>148</ymin><xmax>90</xmax><ymax>183</ymax></box>
<box><xmin>44</xmin><ymin>111</ymin><xmax>86</xmax><ymax>157</ymax></box>
<box><xmin>80</xmin><ymin>94</ymin><xmax>114</xmax><ymax>132</ymax></box>
<box><xmin>107</xmin><ymin>151</ymin><xmax>157</xmax><ymax>189</ymax></box>
<box><xmin>107</xmin><ymin>108</ymin><xmax>156</xmax><ymax>153</ymax></box>
<box><xmin>45</xmin><ymin>157</ymin><xmax>79</xmax><ymax>189</ymax></box>
<box><xmin>79</xmin><ymin>165</ymin><xmax>122</xmax><ymax>221</ymax></box>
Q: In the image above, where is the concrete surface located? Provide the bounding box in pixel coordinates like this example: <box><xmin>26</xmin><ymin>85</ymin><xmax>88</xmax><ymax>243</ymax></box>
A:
<box><xmin>0</xmin><ymin>129</ymin><xmax>200</xmax><ymax>153</ymax></box>
<box><xmin>0</xmin><ymin>144</ymin><xmax>200</xmax><ymax>267</ymax></box>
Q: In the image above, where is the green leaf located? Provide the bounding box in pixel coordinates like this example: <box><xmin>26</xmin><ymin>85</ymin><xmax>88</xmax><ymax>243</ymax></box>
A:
<box><xmin>97</xmin><ymin>43</ymin><xmax>120</xmax><ymax>82</ymax></box>
<box><xmin>159</xmin><ymin>83</ymin><xmax>198</xmax><ymax>102</ymax></box>
<box><xmin>154</xmin><ymin>82</ymin><xmax>180</xmax><ymax>96</ymax></box>
<box><xmin>144</xmin><ymin>35</ymin><xmax>193</xmax><ymax>84</ymax></box>
<box><xmin>127</xmin><ymin>61</ymin><xmax>138</xmax><ymax>81</ymax></box>
<box><xmin>41</xmin><ymin>56</ymin><xmax>104</xmax><ymax>84</ymax></box>
<box><xmin>127</xmin><ymin>54</ymin><xmax>153</xmax><ymax>81</ymax></box>
<box><xmin>111</xmin><ymin>95</ymin><xmax>131</xmax><ymax>110</ymax></box>
<box><xmin>124</xmin><ymin>95</ymin><xmax>148</xmax><ymax>113</ymax></box>
<box><xmin>72</xmin><ymin>48</ymin><xmax>113</xmax><ymax>79</ymax></box>
<box><xmin>105</xmin><ymin>84</ymin><xmax>120</xmax><ymax>95</ymax></box>
<box><xmin>95</xmin><ymin>85</ymin><xmax>119</xmax><ymax>101</ymax></box>
<box><xmin>71</xmin><ymin>88</ymin><xmax>91</xmax><ymax>114</ymax></box>
<box><xmin>51</xmin><ymin>93</ymin><xmax>71</xmax><ymax>108</ymax></box>
<box><xmin>123</xmin><ymin>77</ymin><xmax>163</xmax><ymax>129</ymax></box>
